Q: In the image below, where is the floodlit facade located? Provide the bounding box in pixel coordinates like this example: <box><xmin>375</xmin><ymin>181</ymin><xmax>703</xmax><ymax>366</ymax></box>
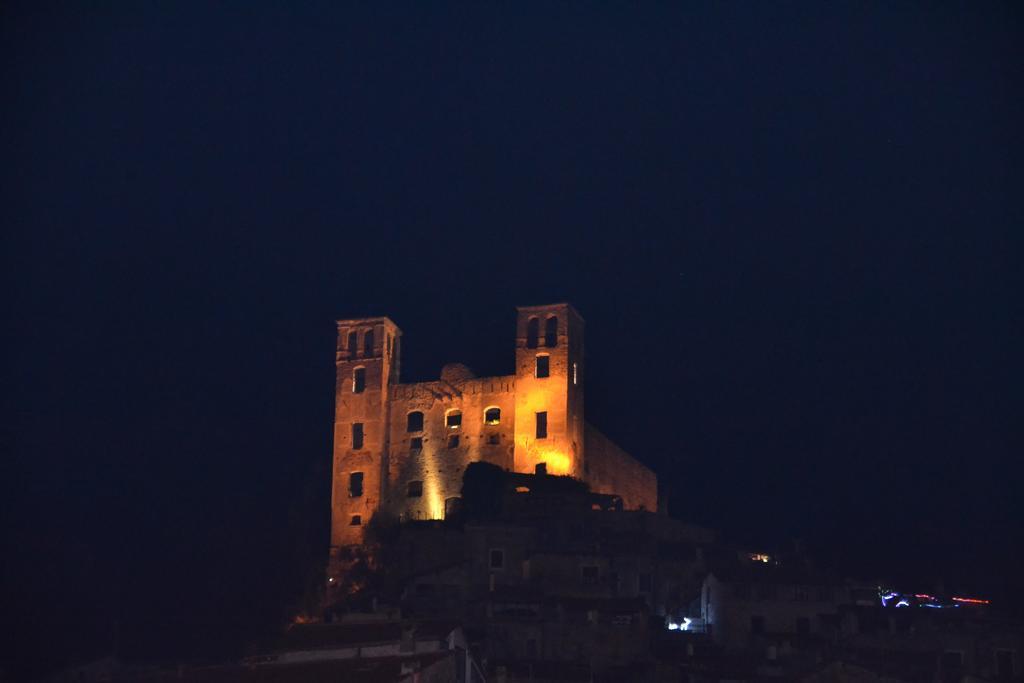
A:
<box><xmin>329</xmin><ymin>303</ymin><xmax>657</xmax><ymax>550</ymax></box>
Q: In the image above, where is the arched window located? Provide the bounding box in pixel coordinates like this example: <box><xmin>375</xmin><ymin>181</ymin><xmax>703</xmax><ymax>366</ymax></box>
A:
<box><xmin>363</xmin><ymin>329</ymin><xmax>375</xmax><ymax>356</ymax></box>
<box><xmin>407</xmin><ymin>411</ymin><xmax>424</xmax><ymax>433</ymax></box>
<box><xmin>545</xmin><ymin>316</ymin><xmax>558</xmax><ymax>347</ymax></box>
<box><xmin>526</xmin><ymin>317</ymin><xmax>539</xmax><ymax>349</ymax></box>
<box><xmin>484</xmin><ymin>407</ymin><xmax>501</xmax><ymax>425</ymax></box>
<box><xmin>445</xmin><ymin>409</ymin><xmax>462</xmax><ymax>430</ymax></box>
<box><xmin>348</xmin><ymin>331</ymin><xmax>358</xmax><ymax>356</ymax></box>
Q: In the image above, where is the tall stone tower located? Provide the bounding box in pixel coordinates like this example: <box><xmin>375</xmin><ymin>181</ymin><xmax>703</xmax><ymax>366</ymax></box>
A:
<box><xmin>330</xmin><ymin>316</ymin><xmax>402</xmax><ymax>548</ymax></box>
<box><xmin>512</xmin><ymin>303</ymin><xmax>586</xmax><ymax>479</ymax></box>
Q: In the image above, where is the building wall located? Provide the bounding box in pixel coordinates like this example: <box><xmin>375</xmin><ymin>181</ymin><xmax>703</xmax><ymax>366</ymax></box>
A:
<box><xmin>512</xmin><ymin>304</ymin><xmax>585</xmax><ymax>479</ymax></box>
<box><xmin>385</xmin><ymin>375</ymin><xmax>516</xmax><ymax>521</ymax></box>
<box><xmin>331</xmin><ymin>317</ymin><xmax>401</xmax><ymax>548</ymax></box>
<box><xmin>585</xmin><ymin>424</ymin><xmax>658</xmax><ymax>511</ymax></box>
<box><xmin>329</xmin><ymin>304</ymin><xmax>658</xmax><ymax>554</ymax></box>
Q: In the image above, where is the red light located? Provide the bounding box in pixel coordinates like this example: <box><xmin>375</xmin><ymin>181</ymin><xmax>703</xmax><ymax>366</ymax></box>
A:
<box><xmin>914</xmin><ymin>594</ymin><xmax>935</xmax><ymax>600</ymax></box>
<box><xmin>952</xmin><ymin>597</ymin><xmax>990</xmax><ymax>605</ymax></box>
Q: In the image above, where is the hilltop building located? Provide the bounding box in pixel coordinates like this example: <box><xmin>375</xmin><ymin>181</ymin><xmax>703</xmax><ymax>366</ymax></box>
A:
<box><xmin>329</xmin><ymin>303</ymin><xmax>657</xmax><ymax>554</ymax></box>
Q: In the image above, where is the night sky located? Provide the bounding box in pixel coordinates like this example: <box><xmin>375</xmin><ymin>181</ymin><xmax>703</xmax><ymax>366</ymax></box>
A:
<box><xmin>2</xmin><ymin>3</ymin><xmax>1021</xmax><ymax>678</ymax></box>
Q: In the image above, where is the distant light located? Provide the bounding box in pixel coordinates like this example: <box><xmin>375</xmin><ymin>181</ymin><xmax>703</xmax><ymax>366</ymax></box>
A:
<box><xmin>749</xmin><ymin>553</ymin><xmax>771</xmax><ymax>563</ymax></box>
<box><xmin>952</xmin><ymin>596</ymin><xmax>990</xmax><ymax>605</ymax></box>
<box><xmin>895</xmin><ymin>599</ymin><xmax>910</xmax><ymax>608</ymax></box>
<box><xmin>682</xmin><ymin>617</ymin><xmax>692</xmax><ymax>631</ymax></box>
<box><xmin>667</xmin><ymin>621</ymin><xmax>679</xmax><ymax>631</ymax></box>
<box><xmin>914</xmin><ymin>594</ymin><xmax>935</xmax><ymax>600</ymax></box>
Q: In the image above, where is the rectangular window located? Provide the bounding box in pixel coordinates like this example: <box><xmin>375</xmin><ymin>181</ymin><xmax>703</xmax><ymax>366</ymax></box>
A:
<box><xmin>348</xmin><ymin>472</ymin><xmax>364</xmax><ymax>498</ymax></box>
<box><xmin>352</xmin><ymin>367</ymin><xmax>366</xmax><ymax>393</ymax></box>
<box><xmin>448</xmin><ymin>434</ymin><xmax>460</xmax><ymax>449</ymax></box>
<box><xmin>350</xmin><ymin>514</ymin><xmax>362</xmax><ymax>526</ymax></box>
<box><xmin>410</xmin><ymin>437</ymin><xmax>423</xmax><ymax>451</ymax></box>
<box><xmin>407</xmin><ymin>480</ymin><xmax>423</xmax><ymax>498</ymax></box>
<box><xmin>535</xmin><ymin>355</ymin><xmax>549</xmax><ymax>378</ymax></box>
<box><xmin>535</xmin><ymin>411</ymin><xmax>547</xmax><ymax>439</ymax></box>
<box><xmin>487</xmin><ymin>434</ymin><xmax>500</xmax><ymax>445</ymax></box>
<box><xmin>489</xmin><ymin>548</ymin><xmax>505</xmax><ymax>569</ymax></box>
<box><xmin>446</xmin><ymin>411</ymin><xmax>462</xmax><ymax>429</ymax></box>
<box><xmin>352</xmin><ymin>423</ymin><xmax>364</xmax><ymax>449</ymax></box>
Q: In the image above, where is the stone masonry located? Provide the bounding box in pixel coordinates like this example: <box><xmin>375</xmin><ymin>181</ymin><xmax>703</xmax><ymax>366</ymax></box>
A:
<box><xmin>330</xmin><ymin>303</ymin><xmax>658</xmax><ymax>555</ymax></box>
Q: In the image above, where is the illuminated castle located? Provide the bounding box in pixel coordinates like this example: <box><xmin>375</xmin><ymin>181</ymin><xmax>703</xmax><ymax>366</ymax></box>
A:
<box><xmin>329</xmin><ymin>303</ymin><xmax>657</xmax><ymax>549</ymax></box>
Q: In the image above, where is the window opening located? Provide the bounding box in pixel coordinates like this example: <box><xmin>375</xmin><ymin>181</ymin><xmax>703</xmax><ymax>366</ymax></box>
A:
<box><xmin>350</xmin><ymin>514</ymin><xmax>362</xmax><ymax>526</ymax></box>
<box><xmin>535</xmin><ymin>355</ymin><xmax>549</xmax><ymax>378</ymax></box>
<box><xmin>448</xmin><ymin>435</ymin><xmax>460</xmax><ymax>449</ymax></box>
<box><xmin>407</xmin><ymin>411</ymin><xmax>424</xmax><ymax>432</ymax></box>
<box><xmin>544</xmin><ymin>316</ymin><xmax>558</xmax><ymax>347</ymax></box>
<box><xmin>348</xmin><ymin>472</ymin><xmax>364</xmax><ymax>497</ymax></box>
<box><xmin>484</xmin><ymin>407</ymin><xmax>501</xmax><ymax>425</ymax></box>
<box><xmin>526</xmin><ymin>318</ymin><xmax>539</xmax><ymax>349</ymax></box>
<box><xmin>535</xmin><ymin>411</ymin><xmax>547</xmax><ymax>439</ymax></box>
<box><xmin>489</xmin><ymin>549</ymin><xmax>505</xmax><ymax>569</ymax></box>
<box><xmin>407</xmin><ymin>481</ymin><xmax>423</xmax><ymax>498</ymax></box>
<box><xmin>446</xmin><ymin>410</ymin><xmax>462</xmax><ymax>430</ymax></box>
<box><xmin>353</xmin><ymin>367</ymin><xmax>366</xmax><ymax>393</ymax></box>
<box><xmin>352</xmin><ymin>423</ymin><xmax>364</xmax><ymax>449</ymax></box>
<box><xmin>410</xmin><ymin>437</ymin><xmax>423</xmax><ymax>451</ymax></box>
<box><xmin>363</xmin><ymin>329</ymin><xmax>374</xmax><ymax>356</ymax></box>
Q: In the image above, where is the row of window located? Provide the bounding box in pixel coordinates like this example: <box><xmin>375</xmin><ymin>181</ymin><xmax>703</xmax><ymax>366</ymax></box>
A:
<box><xmin>350</xmin><ymin>413</ymin><xmax>544</xmax><ymax>450</ymax></box>
<box><xmin>347</xmin><ymin>329</ymin><xmax>375</xmax><ymax>356</ymax></box>
<box><xmin>347</xmin><ymin>472</ymin><xmax>460</xmax><ymax>503</ymax></box>
<box><xmin>406</xmin><ymin>407</ymin><xmax>500</xmax><ymax>432</ymax></box>
<box><xmin>345</xmin><ymin>328</ymin><xmax>394</xmax><ymax>357</ymax></box>
<box><xmin>526</xmin><ymin>316</ymin><xmax>559</xmax><ymax>349</ymax></box>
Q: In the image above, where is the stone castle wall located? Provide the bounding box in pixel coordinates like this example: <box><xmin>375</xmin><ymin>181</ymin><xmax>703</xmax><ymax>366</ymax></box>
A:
<box><xmin>329</xmin><ymin>305</ymin><xmax>659</xmax><ymax>551</ymax></box>
<box><xmin>584</xmin><ymin>423</ymin><xmax>658</xmax><ymax>512</ymax></box>
<box><xmin>384</xmin><ymin>376</ymin><xmax>516</xmax><ymax>520</ymax></box>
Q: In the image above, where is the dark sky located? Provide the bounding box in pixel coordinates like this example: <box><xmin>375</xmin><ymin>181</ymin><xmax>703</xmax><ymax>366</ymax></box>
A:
<box><xmin>2</xmin><ymin>2</ymin><xmax>1021</xmax><ymax>677</ymax></box>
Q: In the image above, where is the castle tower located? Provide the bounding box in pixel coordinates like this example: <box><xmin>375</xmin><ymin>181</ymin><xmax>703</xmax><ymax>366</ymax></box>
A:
<box><xmin>330</xmin><ymin>316</ymin><xmax>402</xmax><ymax>549</ymax></box>
<box><xmin>512</xmin><ymin>303</ymin><xmax>585</xmax><ymax>478</ymax></box>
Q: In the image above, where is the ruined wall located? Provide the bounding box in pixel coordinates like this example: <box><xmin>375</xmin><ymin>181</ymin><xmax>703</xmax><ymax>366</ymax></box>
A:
<box><xmin>584</xmin><ymin>423</ymin><xmax>658</xmax><ymax>512</ymax></box>
<box><xmin>384</xmin><ymin>373</ymin><xmax>516</xmax><ymax>521</ymax></box>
